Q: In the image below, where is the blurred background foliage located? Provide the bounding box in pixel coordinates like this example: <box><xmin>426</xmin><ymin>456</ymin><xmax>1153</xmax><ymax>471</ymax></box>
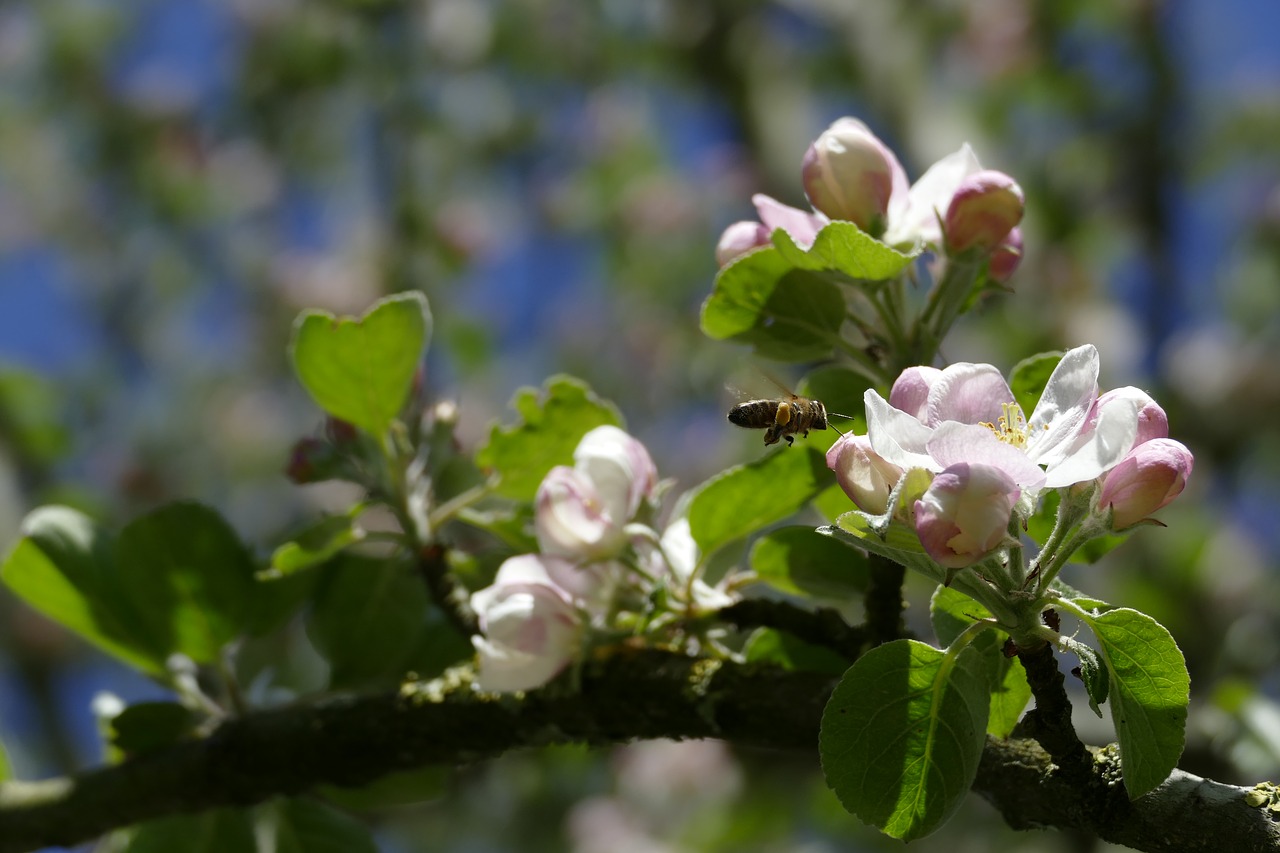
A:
<box><xmin>0</xmin><ymin>0</ymin><xmax>1278</xmax><ymax>850</ymax></box>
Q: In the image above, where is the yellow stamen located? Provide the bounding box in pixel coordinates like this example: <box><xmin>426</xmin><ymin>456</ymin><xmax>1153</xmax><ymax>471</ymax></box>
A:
<box><xmin>979</xmin><ymin>402</ymin><xmax>1037</xmax><ymax>448</ymax></box>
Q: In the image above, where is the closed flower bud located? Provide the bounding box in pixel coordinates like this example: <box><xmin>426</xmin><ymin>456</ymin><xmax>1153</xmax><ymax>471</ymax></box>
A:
<box><xmin>988</xmin><ymin>227</ymin><xmax>1023</xmax><ymax>283</ymax></box>
<box><xmin>888</xmin><ymin>365</ymin><xmax>943</xmax><ymax>421</ymax></box>
<box><xmin>944</xmin><ymin>170</ymin><xmax>1025</xmax><ymax>254</ymax></box>
<box><xmin>914</xmin><ymin>463</ymin><xmax>1019</xmax><ymax>568</ymax></box>
<box><xmin>1098</xmin><ymin>438</ymin><xmax>1193</xmax><ymax>530</ymax></box>
<box><xmin>715</xmin><ymin>220</ymin><xmax>770</xmax><ymax>267</ymax></box>
<box><xmin>802</xmin><ymin>118</ymin><xmax>898</xmax><ymax>235</ymax></box>
<box><xmin>826</xmin><ymin>433</ymin><xmax>904</xmax><ymax>515</ymax></box>
<box><xmin>573</xmin><ymin>426</ymin><xmax>657</xmax><ymax>525</ymax></box>
<box><xmin>470</xmin><ymin>555</ymin><xmax>582</xmax><ymax>693</ymax></box>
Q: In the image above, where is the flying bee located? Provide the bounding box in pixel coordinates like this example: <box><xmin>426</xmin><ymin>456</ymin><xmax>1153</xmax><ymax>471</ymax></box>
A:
<box><xmin>727</xmin><ymin>369</ymin><xmax>854</xmax><ymax>447</ymax></box>
<box><xmin>728</xmin><ymin>394</ymin><xmax>829</xmax><ymax>446</ymax></box>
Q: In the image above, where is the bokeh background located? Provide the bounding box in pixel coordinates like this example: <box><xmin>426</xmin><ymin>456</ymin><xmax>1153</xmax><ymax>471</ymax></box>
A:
<box><xmin>1</xmin><ymin>1</ymin><xmax>1279</xmax><ymax>851</ymax></box>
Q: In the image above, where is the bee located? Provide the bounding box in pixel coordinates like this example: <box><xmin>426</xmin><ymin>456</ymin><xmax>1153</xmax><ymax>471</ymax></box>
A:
<box><xmin>728</xmin><ymin>392</ymin><xmax>833</xmax><ymax>446</ymax></box>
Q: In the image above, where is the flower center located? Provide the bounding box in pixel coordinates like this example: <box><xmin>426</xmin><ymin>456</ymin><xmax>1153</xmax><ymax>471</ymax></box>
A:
<box><xmin>980</xmin><ymin>402</ymin><xmax>1035</xmax><ymax>449</ymax></box>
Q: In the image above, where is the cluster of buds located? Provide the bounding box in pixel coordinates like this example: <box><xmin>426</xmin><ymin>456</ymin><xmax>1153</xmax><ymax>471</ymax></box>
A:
<box><xmin>826</xmin><ymin>345</ymin><xmax>1193</xmax><ymax>572</ymax></box>
<box><xmin>469</xmin><ymin>426</ymin><xmax>731</xmax><ymax>692</ymax></box>
<box><xmin>717</xmin><ymin>117</ymin><xmax>1024</xmax><ymax>281</ymax></box>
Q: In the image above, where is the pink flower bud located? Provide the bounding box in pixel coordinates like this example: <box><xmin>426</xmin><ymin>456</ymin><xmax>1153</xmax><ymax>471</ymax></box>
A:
<box><xmin>826</xmin><ymin>433</ymin><xmax>904</xmax><ymax>515</ymax></box>
<box><xmin>715</xmin><ymin>220</ymin><xmax>770</xmax><ymax>267</ymax></box>
<box><xmin>470</xmin><ymin>555</ymin><xmax>582</xmax><ymax>692</ymax></box>
<box><xmin>535</xmin><ymin>466</ymin><xmax>628</xmax><ymax>561</ymax></box>
<box><xmin>1086</xmin><ymin>387</ymin><xmax>1169</xmax><ymax>454</ymax></box>
<box><xmin>988</xmin><ymin>227</ymin><xmax>1023</xmax><ymax>283</ymax></box>
<box><xmin>914</xmin><ymin>463</ymin><xmax>1019</xmax><ymax>568</ymax></box>
<box><xmin>801</xmin><ymin>118</ymin><xmax>898</xmax><ymax>234</ymax></box>
<box><xmin>284</xmin><ymin>437</ymin><xmax>338</xmax><ymax>484</ymax></box>
<box><xmin>1097</xmin><ymin>438</ymin><xmax>1193</xmax><ymax>530</ymax></box>
<box><xmin>944</xmin><ymin>170</ymin><xmax>1025</xmax><ymax>253</ymax></box>
<box><xmin>751</xmin><ymin>193</ymin><xmax>826</xmax><ymax>250</ymax></box>
<box><xmin>888</xmin><ymin>365</ymin><xmax>943</xmax><ymax>421</ymax></box>
<box><xmin>573</xmin><ymin>426</ymin><xmax>657</xmax><ymax>523</ymax></box>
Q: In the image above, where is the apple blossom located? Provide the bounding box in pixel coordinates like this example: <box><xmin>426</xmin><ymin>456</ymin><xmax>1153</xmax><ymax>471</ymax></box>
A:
<box><xmin>801</xmin><ymin>117</ymin><xmax>901</xmax><ymax>234</ymax></box>
<box><xmin>1098</xmin><ymin>438</ymin><xmax>1193</xmax><ymax>529</ymax></box>
<box><xmin>943</xmin><ymin>169</ymin><xmax>1025</xmax><ymax>254</ymax></box>
<box><xmin>658</xmin><ymin>517</ymin><xmax>734</xmax><ymax>610</ymax></box>
<box><xmin>865</xmin><ymin>344</ymin><xmax>1144</xmax><ymax>495</ymax></box>
<box><xmin>914</xmin><ymin>462</ymin><xmax>1020</xmax><ymax>568</ymax></box>
<box><xmin>470</xmin><ymin>555</ymin><xmax>583</xmax><ymax>692</ymax></box>
<box><xmin>825</xmin><ymin>433</ymin><xmax>905</xmax><ymax>516</ymax></box>
<box><xmin>882</xmin><ymin>142</ymin><xmax>983</xmax><ymax>248</ymax></box>
<box><xmin>535</xmin><ymin>426</ymin><xmax>657</xmax><ymax>562</ymax></box>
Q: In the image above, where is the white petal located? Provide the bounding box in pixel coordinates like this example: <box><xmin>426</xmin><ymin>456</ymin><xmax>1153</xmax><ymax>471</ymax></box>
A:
<box><xmin>925</xmin><ymin>362</ymin><xmax>1015</xmax><ymax>427</ymax></box>
<box><xmin>884</xmin><ymin>143</ymin><xmax>982</xmax><ymax>246</ymax></box>
<box><xmin>1026</xmin><ymin>344</ymin><xmax>1100</xmax><ymax>465</ymax></box>
<box><xmin>865</xmin><ymin>389</ymin><xmax>939</xmax><ymax>471</ymax></box>
<box><xmin>1042</xmin><ymin>395</ymin><xmax>1140</xmax><ymax>488</ymax></box>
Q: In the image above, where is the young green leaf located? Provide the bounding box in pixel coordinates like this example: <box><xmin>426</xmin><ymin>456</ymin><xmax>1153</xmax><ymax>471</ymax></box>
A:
<box><xmin>290</xmin><ymin>291</ymin><xmax>431</xmax><ymax>435</ymax></box>
<box><xmin>113</xmin><ymin>502</ymin><xmax>260</xmax><ymax>665</ymax></box>
<box><xmin>474</xmin><ymin>375</ymin><xmax>621</xmax><ymax>501</ymax></box>
<box><xmin>687</xmin><ymin>445</ymin><xmax>830</xmax><ymax>557</ymax></box>
<box><xmin>0</xmin><ymin>738</ymin><xmax>11</xmax><ymax>782</ymax></box>
<box><xmin>822</xmin><ymin>510</ymin><xmax>942</xmax><ymax>582</ymax></box>
<box><xmin>1008</xmin><ymin>350</ymin><xmax>1062</xmax><ymax>420</ymax></box>
<box><xmin>820</xmin><ymin>639</ymin><xmax>992</xmax><ymax>840</ymax></box>
<box><xmin>263</xmin><ymin>513</ymin><xmax>367</xmax><ymax>579</ymax></box>
<box><xmin>319</xmin><ymin>766</ymin><xmax>450</xmax><ymax>811</ymax></box>
<box><xmin>748</xmin><ymin>525</ymin><xmax>870</xmax><ymax>600</ymax></box>
<box><xmin>770</xmin><ymin>221</ymin><xmax>918</xmax><ymax>281</ymax></box>
<box><xmin>1065</xmin><ymin>604</ymin><xmax>1190</xmax><ymax>798</ymax></box>
<box><xmin>2</xmin><ymin>506</ymin><xmax>169</xmax><ymax>676</ymax></box>
<box><xmin>743</xmin><ymin>628</ymin><xmax>850</xmax><ymax>675</ymax></box>
<box><xmin>1060</xmin><ymin>636</ymin><xmax>1110</xmax><ymax>717</ymax></box>
<box><xmin>929</xmin><ymin>585</ymin><xmax>1031</xmax><ymax>738</ymax></box>
<box><xmin>700</xmin><ymin>249</ymin><xmax>845</xmax><ymax>363</ymax></box>
<box><xmin>268</xmin><ymin>798</ymin><xmax>379</xmax><ymax>853</ymax></box>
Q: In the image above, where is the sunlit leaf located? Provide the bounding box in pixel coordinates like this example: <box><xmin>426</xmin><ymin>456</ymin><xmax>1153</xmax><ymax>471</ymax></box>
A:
<box><xmin>474</xmin><ymin>375</ymin><xmax>621</xmax><ymax>501</ymax></box>
<box><xmin>290</xmin><ymin>291</ymin><xmax>431</xmax><ymax>435</ymax></box>
<box><xmin>820</xmin><ymin>639</ymin><xmax>991</xmax><ymax>839</ymax></box>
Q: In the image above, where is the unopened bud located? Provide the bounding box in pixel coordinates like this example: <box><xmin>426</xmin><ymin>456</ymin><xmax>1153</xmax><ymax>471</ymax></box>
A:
<box><xmin>944</xmin><ymin>170</ymin><xmax>1024</xmax><ymax>253</ymax></box>
<box><xmin>914</xmin><ymin>463</ymin><xmax>1019</xmax><ymax>568</ymax></box>
<box><xmin>988</xmin><ymin>227</ymin><xmax>1023</xmax><ymax>283</ymax></box>
<box><xmin>1098</xmin><ymin>438</ymin><xmax>1193</xmax><ymax>530</ymax></box>
<box><xmin>715</xmin><ymin>220</ymin><xmax>770</xmax><ymax>267</ymax></box>
<box><xmin>801</xmin><ymin>118</ymin><xmax>897</xmax><ymax>235</ymax></box>
<box><xmin>826</xmin><ymin>433</ymin><xmax>903</xmax><ymax>515</ymax></box>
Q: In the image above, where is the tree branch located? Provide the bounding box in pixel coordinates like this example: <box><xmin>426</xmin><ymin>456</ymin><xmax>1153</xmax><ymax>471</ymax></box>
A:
<box><xmin>0</xmin><ymin>650</ymin><xmax>1274</xmax><ymax>853</ymax></box>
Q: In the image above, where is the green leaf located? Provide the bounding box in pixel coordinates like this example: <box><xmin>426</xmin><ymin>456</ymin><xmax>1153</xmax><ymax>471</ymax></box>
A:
<box><xmin>1061</xmin><ymin>637</ymin><xmax>1110</xmax><ymax>717</ymax></box>
<box><xmin>0</xmin><ymin>368</ymin><xmax>70</xmax><ymax>464</ymax></box>
<box><xmin>798</xmin><ymin>365</ymin><xmax>870</xmax><ymax>428</ymax></box>
<box><xmin>687</xmin><ymin>445</ymin><xmax>830</xmax><ymax>557</ymax></box>
<box><xmin>320</xmin><ymin>767</ymin><xmax>449</xmax><ymax>811</ymax></box>
<box><xmin>822</xmin><ymin>510</ymin><xmax>942</xmax><ymax>582</ymax></box>
<box><xmin>263</xmin><ymin>513</ymin><xmax>366</xmax><ymax>580</ymax></box>
<box><xmin>306</xmin><ymin>555</ymin><xmax>428</xmax><ymax>689</ymax></box>
<box><xmin>2</xmin><ymin>506</ymin><xmax>168</xmax><ymax>675</ymax></box>
<box><xmin>1067</xmin><ymin>605</ymin><xmax>1190</xmax><ymax>798</ymax></box>
<box><xmin>743</xmin><ymin>627</ymin><xmax>851</xmax><ymax>675</ymax></box>
<box><xmin>117</xmin><ymin>810</ymin><xmax>256</xmax><ymax>853</ymax></box>
<box><xmin>0</xmin><ymin>738</ymin><xmax>11</xmax><ymax>782</ymax></box>
<box><xmin>700</xmin><ymin>250</ymin><xmax>845</xmax><ymax>363</ymax></box>
<box><xmin>749</xmin><ymin>526</ymin><xmax>869</xmax><ymax>600</ymax></box>
<box><xmin>1008</xmin><ymin>350</ymin><xmax>1063</xmax><ymax>418</ymax></box>
<box><xmin>290</xmin><ymin>291</ymin><xmax>431</xmax><ymax>435</ymax></box>
<box><xmin>109</xmin><ymin>702</ymin><xmax>197</xmax><ymax>755</ymax></box>
<box><xmin>474</xmin><ymin>375</ymin><xmax>622</xmax><ymax>501</ymax></box>
<box><xmin>820</xmin><ymin>639</ymin><xmax>991</xmax><ymax>840</ymax></box>
<box><xmin>771</xmin><ymin>221</ymin><xmax>918</xmax><ymax>281</ymax></box>
<box><xmin>113</xmin><ymin>502</ymin><xmax>260</xmax><ymax>665</ymax></box>
<box><xmin>269</xmin><ymin>798</ymin><xmax>378</xmax><ymax>853</ymax></box>
<box><xmin>929</xmin><ymin>586</ymin><xmax>1031</xmax><ymax>738</ymax></box>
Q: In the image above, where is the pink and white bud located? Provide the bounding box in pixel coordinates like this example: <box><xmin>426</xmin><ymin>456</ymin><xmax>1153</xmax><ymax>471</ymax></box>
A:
<box><xmin>470</xmin><ymin>555</ymin><xmax>582</xmax><ymax>692</ymax></box>
<box><xmin>826</xmin><ymin>433</ymin><xmax>905</xmax><ymax>515</ymax></box>
<box><xmin>573</xmin><ymin>426</ymin><xmax>657</xmax><ymax>525</ymax></box>
<box><xmin>801</xmin><ymin>118</ymin><xmax>898</xmax><ymax>234</ymax></box>
<box><xmin>535</xmin><ymin>466</ymin><xmax>628</xmax><ymax>560</ymax></box>
<box><xmin>944</xmin><ymin>170</ymin><xmax>1025</xmax><ymax>254</ymax></box>
<box><xmin>1097</xmin><ymin>438</ymin><xmax>1193</xmax><ymax>530</ymax></box>
<box><xmin>715</xmin><ymin>220</ymin><xmax>771</xmax><ymax>267</ymax></box>
<box><xmin>914</xmin><ymin>462</ymin><xmax>1019</xmax><ymax>568</ymax></box>
<box><xmin>988</xmin><ymin>227</ymin><xmax>1023</xmax><ymax>283</ymax></box>
<box><xmin>888</xmin><ymin>365</ymin><xmax>944</xmax><ymax>422</ymax></box>
<box><xmin>751</xmin><ymin>193</ymin><xmax>827</xmax><ymax>249</ymax></box>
